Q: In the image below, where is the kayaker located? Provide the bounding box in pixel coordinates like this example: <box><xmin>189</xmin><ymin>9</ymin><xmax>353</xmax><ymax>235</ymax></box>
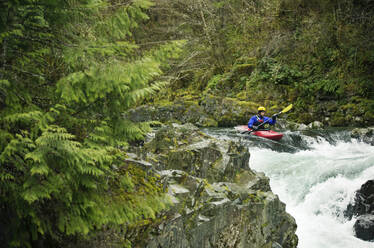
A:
<box><xmin>248</xmin><ymin>106</ymin><xmax>277</xmax><ymax>130</ymax></box>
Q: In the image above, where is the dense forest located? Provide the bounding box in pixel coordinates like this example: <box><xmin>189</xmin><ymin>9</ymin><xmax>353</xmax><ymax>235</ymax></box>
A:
<box><xmin>1</xmin><ymin>0</ymin><xmax>373</xmax><ymax>247</ymax></box>
<box><xmin>143</xmin><ymin>0</ymin><xmax>374</xmax><ymax>126</ymax></box>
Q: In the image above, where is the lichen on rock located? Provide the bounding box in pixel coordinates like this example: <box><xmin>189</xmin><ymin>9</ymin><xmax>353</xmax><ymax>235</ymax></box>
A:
<box><xmin>128</xmin><ymin>123</ymin><xmax>298</xmax><ymax>248</ymax></box>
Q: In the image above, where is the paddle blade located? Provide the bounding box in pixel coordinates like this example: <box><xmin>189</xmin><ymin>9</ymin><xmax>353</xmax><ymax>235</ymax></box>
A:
<box><xmin>281</xmin><ymin>104</ymin><xmax>293</xmax><ymax>114</ymax></box>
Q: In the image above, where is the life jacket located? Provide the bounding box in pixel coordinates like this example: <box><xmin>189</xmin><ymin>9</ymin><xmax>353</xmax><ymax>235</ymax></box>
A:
<box><xmin>255</xmin><ymin>115</ymin><xmax>270</xmax><ymax>129</ymax></box>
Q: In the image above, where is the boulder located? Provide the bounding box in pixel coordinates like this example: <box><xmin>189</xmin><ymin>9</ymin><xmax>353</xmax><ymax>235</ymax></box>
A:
<box><xmin>345</xmin><ymin>180</ymin><xmax>374</xmax><ymax>219</ymax></box>
<box><xmin>128</xmin><ymin>124</ymin><xmax>298</xmax><ymax>248</ymax></box>
<box><xmin>307</xmin><ymin>121</ymin><xmax>324</xmax><ymax>129</ymax></box>
<box><xmin>354</xmin><ymin>215</ymin><xmax>374</xmax><ymax>241</ymax></box>
<box><xmin>200</xmin><ymin>95</ymin><xmax>258</xmax><ymax>127</ymax></box>
<box><xmin>345</xmin><ymin>180</ymin><xmax>374</xmax><ymax>241</ymax></box>
<box><xmin>351</xmin><ymin>127</ymin><xmax>374</xmax><ymax>145</ymax></box>
<box><xmin>142</xmin><ymin>123</ymin><xmax>252</xmax><ymax>183</ymax></box>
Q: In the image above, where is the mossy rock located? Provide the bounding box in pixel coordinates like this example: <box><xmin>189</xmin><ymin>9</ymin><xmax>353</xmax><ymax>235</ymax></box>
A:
<box><xmin>341</xmin><ymin>103</ymin><xmax>361</xmax><ymax>116</ymax></box>
<box><xmin>217</xmin><ymin>114</ymin><xmax>235</xmax><ymax>127</ymax></box>
<box><xmin>155</xmin><ymin>99</ymin><xmax>174</xmax><ymax>107</ymax></box>
<box><xmin>296</xmin><ymin>112</ymin><xmax>314</xmax><ymax>124</ymax></box>
<box><xmin>330</xmin><ymin>112</ymin><xmax>346</xmax><ymax>126</ymax></box>
<box><xmin>364</xmin><ymin>112</ymin><xmax>374</xmax><ymax>123</ymax></box>
<box><xmin>198</xmin><ymin>117</ymin><xmax>218</xmax><ymax>127</ymax></box>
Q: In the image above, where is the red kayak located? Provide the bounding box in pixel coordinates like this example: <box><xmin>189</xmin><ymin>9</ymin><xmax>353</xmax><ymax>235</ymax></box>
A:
<box><xmin>234</xmin><ymin>125</ymin><xmax>283</xmax><ymax>141</ymax></box>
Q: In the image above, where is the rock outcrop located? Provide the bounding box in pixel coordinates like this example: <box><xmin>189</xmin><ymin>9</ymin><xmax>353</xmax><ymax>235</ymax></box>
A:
<box><xmin>125</xmin><ymin>95</ymin><xmax>261</xmax><ymax>127</ymax></box>
<box><xmin>128</xmin><ymin>123</ymin><xmax>298</xmax><ymax>248</ymax></box>
<box><xmin>345</xmin><ymin>180</ymin><xmax>374</xmax><ymax>241</ymax></box>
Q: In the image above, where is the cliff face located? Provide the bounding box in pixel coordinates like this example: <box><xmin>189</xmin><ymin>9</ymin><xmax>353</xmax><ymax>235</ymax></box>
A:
<box><xmin>128</xmin><ymin>123</ymin><xmax>298</xmax><ymax>248</ymax></box>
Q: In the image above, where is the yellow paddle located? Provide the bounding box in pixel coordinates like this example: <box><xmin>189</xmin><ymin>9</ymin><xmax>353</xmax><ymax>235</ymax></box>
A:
<box><xmin>244</xmin><ymin>104</ymin><xmax>293</xmax><ymax>133</ymax></box>
<box><xmin>279</xmin><ymin>104</ymin><xmax>293</xmax><ymax>114</ymax></box>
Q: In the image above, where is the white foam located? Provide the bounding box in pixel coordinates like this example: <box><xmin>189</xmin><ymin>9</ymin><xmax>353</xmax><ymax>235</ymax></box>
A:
<box><xmin>250</xmin><ymin>140</ymin><xmax>374</xmax><ymax>248</ymax></box>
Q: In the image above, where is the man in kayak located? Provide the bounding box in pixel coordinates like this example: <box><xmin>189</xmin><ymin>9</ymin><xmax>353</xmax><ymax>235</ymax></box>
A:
<box><xmin>248</xmin><ymin>106</ymin><xmax>277</xmax><ymax>130</ymax></box>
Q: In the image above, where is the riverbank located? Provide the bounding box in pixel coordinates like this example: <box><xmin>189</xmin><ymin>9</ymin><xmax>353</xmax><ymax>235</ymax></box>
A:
<box><xmin>128</xmin><ymin>93</ymin><xmax>374</xmax><ymax>128</ymax></box>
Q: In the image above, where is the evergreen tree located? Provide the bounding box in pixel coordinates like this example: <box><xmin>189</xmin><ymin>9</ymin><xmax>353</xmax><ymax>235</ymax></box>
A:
<box><xmin>0</xmin><ymin>0</ymin><xmax>183</xmax><ymax>246</ymax></box>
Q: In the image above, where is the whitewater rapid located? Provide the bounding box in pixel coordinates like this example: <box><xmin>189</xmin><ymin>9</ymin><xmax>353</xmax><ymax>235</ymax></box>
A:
<box><xmin>250</xmin><ymin>133</ymin><xmax>374</xmax><ymax>248</ymax></box>
<box><xmin>204</xmin><ymin>128</ymin><xmax>374</xmax><ymax>248</ymax></box>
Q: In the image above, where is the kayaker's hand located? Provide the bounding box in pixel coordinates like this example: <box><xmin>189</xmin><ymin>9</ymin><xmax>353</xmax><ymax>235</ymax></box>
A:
<box><xmin>272</xmin><ymin>114</ymin><xmax>278</xmax><ymax>120</ymax></box>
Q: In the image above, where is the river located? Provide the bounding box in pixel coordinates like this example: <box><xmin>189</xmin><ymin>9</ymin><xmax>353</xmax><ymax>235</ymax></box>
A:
<box><xmin>203</xmin><ymin>127</ymin><xmax>374</xmax><ymax>248</ymax></box>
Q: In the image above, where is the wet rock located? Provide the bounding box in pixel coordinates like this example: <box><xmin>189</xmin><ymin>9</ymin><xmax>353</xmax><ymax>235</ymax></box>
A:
<box><xmin>354</xmin><ymin>215</ymin><xmax>374</xmax><ymax>241</ymax></box>
<box><xmin>345</xmin><ymin>180</ymin><xmax>374</xmax><ymax>219</ymax></box>
<box><xmin>128</xmin><ymin>123</ymin><xmax>298</xmax><ymax>248</ymax></box>
<box><xmin>351</xmin><ymin>127</ymin><xmax>374</xmax><ymax>145</ymax></box>
<box><xmin>293</xmin><ymin>123</ymin><xmax>308</xmax><ymax>131</ymax></box>
<box><xmin>345</xmin><ymin>180</ymin><xmax>374</xmax><ymax>241</ymax></box>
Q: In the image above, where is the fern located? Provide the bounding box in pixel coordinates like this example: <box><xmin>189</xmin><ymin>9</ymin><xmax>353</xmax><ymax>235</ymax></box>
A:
<box><xmin>0</xmin><ymin>0</ymin><xmax>182</xmax><ymax>246</ymax></box>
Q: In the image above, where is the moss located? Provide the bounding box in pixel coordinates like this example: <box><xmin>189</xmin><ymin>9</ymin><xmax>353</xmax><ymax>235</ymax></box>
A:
<box><xmin>341</xmin><ymin>103</ymin><xmax>361</xmax><ymax>116</ymax></box>
<box><xmin>225</xmin><ymin>97</ymin><xmax>258</xmax><ymax>111</ymax></box>
<box><xmin>200</xmin><ymin>117</ymin><xmax>218</xmax><ymax>127</ymax></box>
<box><xmin>217</xmin><ymin>114</ymin><xmax>234</xmax><ymax>127</ymax></box>
<box><xmin>296</xmin><ymin>112</ymin><xmax>314</xmax><ymax>124</ymax></box>
<box><xmin>154</xmin><ymin>99</ymin><xmax>174</xmax><ymax>107</ymax></box>
<box><xmin>235</xmin><ymin>91</ymin><xmax>247</xmax><ymax>100</ymax></box>
<box><xmin>364</xmin><ymin>112</ymin><xmax>374</xmax><ymax>123</ymax></box>
<box><xmin>148</xmin><ymin>120</ymin><xmax>163</xmax><ymax>127</ymax></box>
<box><xmin>232</xmin><ymin>63</ymin><xmax>255</xmax><ymax>74</ymax></box>
<box><xmin>182</xmin><ymin>100</ymin><xmax>199</xmax><ymax>106</ymax></box>
<box><xmin>330</xmin><ymin>112</ymin><xmax>345</xmax><ymax>126</ymax></box>
<box><xmin>234</xmin><ymin>171</ymin><xmax>256</xmax><ymax>185</ymax></box>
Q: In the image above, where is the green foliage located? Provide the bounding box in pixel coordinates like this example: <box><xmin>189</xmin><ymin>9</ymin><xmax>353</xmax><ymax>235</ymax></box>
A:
<box><xmin>0</xmin><ymin>0</ymin><xmax>183</xmax><ymax>246</ymax></box>
<box><xmin>145</xmin><ymin>0</ymin><xmax>374</xmax><ymax>125</ymax></box>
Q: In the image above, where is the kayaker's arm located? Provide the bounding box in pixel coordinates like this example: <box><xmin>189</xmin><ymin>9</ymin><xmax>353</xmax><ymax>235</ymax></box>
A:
<box><xmin>248</xmin><ymin>116</ymin><xmax>256</xmax><ymax>128</ymax></box>
<box><xmin>264</xmin><ymin>116</ymin><xmax>276</xmax><ymax>125</ymax></box>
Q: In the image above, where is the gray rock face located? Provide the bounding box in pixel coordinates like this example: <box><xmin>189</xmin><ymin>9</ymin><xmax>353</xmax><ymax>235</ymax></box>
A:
<box><xmin>130</xmin><ymin>124</ymin><xmax>298</xmax><ymax>248</ymax></box>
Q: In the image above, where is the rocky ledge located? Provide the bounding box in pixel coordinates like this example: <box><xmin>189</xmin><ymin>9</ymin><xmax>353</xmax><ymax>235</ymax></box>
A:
<box><xmin>127</xmin><ymin>123</ymin><xmax>298</xmax><ymax>248</ymax></box>
<box><xmin>125</xmin><ymin>95</ymin><xmax>261</xmax><ymax>127</ymax></box>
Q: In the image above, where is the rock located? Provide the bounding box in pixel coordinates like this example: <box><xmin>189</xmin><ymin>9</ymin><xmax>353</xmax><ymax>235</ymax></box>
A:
<box><xmin>127</xmin><ymin>123</ymin><xmax>298</xmax><ymax>248</ymax></box>
<box><xmin>351</xmin><ymin>127</ymin><xmax>374</xmax><ymax>145</ymax></box>
<box><xmin>124</xmin><ymin>101</ymin><xmax>216</xmax><ymax>127</ymax></box>
<box><xmin>143</xmin><ymin>124</ymin><xmax>252</xmax><ymax>183</ymax></box>
<box><xmin>345</xmin><ymin>180</ymin><xmax>374</xmax><ymax>241</ymax></box>
<box><xmin>144</xmin><ymin>178</ymin><xmax>297</xmax><ymax>248</ymax></box>
<box><xmin>345</xmin><ymin>180</ymin><xmax>374</xmax><ymax>220</ymax></box>
<box><xmin>307</xmin><ymin>121</ymin><xmax>323</xmax><ymax>129</ymax></box>
<box><xmin>286</xmin><ymin>121</ymin><xmax>323</xmax><ymax>131</ymax></box>
<box><xmin>200</xmin><ymin>95</ymin><xmax>258</xmax><ymax>127</ymax></box>
<box><xmin>354</xmin><ymin>215</ymin><xmax>374</xmax><ymax>241</ymax></box>
<box><xmin>125</xmin><ymin>95</ymin><xmax>260</xmax><ymax>127</ymax></box>
<box><xmin>272</xmin><ymin>242</ymin><xmax>283</xmax><ymax>248</ymax></box>
<box><xmin>296</xmin><ymin>123</ymin><xmax>308</xmax><ymax>131</ymax></box>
